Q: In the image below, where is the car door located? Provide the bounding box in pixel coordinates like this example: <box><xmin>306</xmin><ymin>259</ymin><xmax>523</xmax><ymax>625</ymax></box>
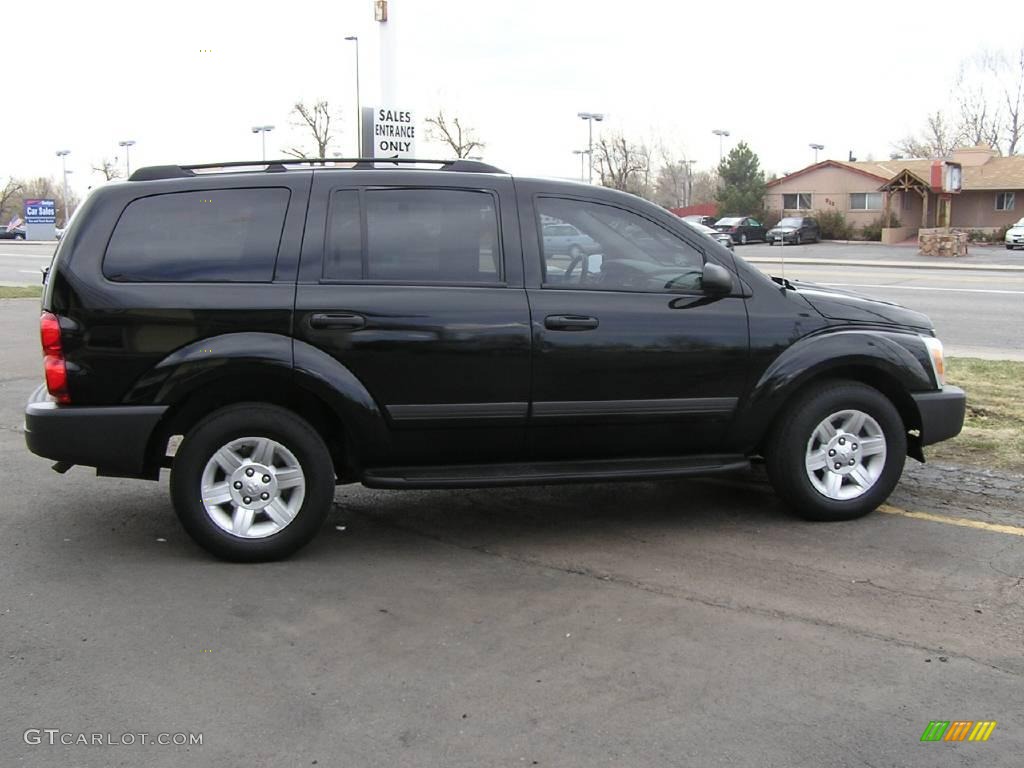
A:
<box><xmin>519</xmin><ymin>186</ymin><xmax>751</xmax><ymax>460</ymax></box>
<box><xmin>293</xmin><ymin>172</ymin><xmax>531</xmax><ymax>465</ymax></box>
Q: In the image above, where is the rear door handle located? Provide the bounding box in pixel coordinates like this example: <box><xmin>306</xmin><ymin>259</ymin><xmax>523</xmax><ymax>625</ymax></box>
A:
<box><xmin>309</xmin><ymin>313</ymin><xmax>366</xmax><ymax>330</ymax></box>
<box><xmin>544</xmin><ymin>314</ymin><xmax>599</xmax><ymax>331</ymax></box>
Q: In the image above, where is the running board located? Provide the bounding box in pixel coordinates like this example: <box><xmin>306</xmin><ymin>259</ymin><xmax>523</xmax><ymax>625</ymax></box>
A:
<box><xmin>362</xmin><ymin>455</ymin><xmax>750</xmax><ymax>489</ymax></box>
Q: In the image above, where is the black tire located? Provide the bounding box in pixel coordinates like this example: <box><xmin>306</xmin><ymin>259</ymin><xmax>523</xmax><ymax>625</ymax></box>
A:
<box><xmin>765</xmin><ymin>381</ymin><xmax>906</xmax><ymax>522</ymax></box>
<box><xmin>795</xmin><ymin>233</ymin><xmax>802</xmax><ymax>246</ymax></box>
<box><xmin>740</xmin><ymin>233</ymin><xmax>748</xmax><ymax>245</ymax></box>
<box><xmin>1008</xmin><ymin>245</ymin><xmax>1015</xmax><ymax>250</ymax></box>
<box><xmin>170</xmin><ymin>403</ymin><xmax>335</xmax><ymax>561</ymax></box>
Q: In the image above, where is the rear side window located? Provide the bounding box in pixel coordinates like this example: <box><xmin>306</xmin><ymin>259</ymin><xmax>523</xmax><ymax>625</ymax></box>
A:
<box><xmin>104</xmin><ymin>188</ymin><xmax>290</xmax><ymax>282</ymax></box>
<box><xmin>323</xmin><ymin>188</ymin><xmax>501</xmax><ymax>284</ymax></box>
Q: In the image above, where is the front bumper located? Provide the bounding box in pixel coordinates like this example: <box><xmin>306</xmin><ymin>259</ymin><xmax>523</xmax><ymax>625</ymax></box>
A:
<box><xmin>911</xmin><ymin>386</ymin><xmax>966</xmax><ymax>446</ymax></box>
<box><xmin>24</xmin><ymin>385</ymin><xmax>168</xmax><ymax>478</ymax></box>
<box><xmin>768</xmin><ymin>232</ymin><xmax>798</xmax><ymax>243</ymax></box>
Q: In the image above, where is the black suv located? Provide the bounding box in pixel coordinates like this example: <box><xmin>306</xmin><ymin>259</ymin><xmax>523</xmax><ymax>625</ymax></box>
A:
<box><xmin>25</xmin><ymin>158</ymin><xmax>966</xmax><ymax>561</ymax></box>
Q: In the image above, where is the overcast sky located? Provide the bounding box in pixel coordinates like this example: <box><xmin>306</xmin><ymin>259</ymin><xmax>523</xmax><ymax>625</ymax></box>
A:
<box><xmin>1</xmin><ymin>0</ymin><xmax>1016</xmax><ymax>196</ymax></box>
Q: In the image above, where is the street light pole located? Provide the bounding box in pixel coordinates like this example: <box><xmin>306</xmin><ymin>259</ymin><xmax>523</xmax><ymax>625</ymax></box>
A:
<box><xmin>684</xmin><ymin>159</ymin><xmax>697</xmax><ymax>207</ymax></box>
<box><xmin>118</xmin><ymin>140</ymin><xmax>136</xmax><ymax>177</ymax></box>
<box><xmin>577</xmin><ymin>112</ymin><xmax>605</xmax><ymax>184</ymax></box>
<box><xmin>572</xmin><ymin>149</ymin><xmax>589</xmax><ymax>182</ymax></box>
<box><xmin>809</xmin><ymin>143</ymin><xmax>824</xmax><ymax>163</ymax></box>
<box><xmin>712</xmin><ymin>129</ymin><xmax>730</xmax><ymax>163</ymax></box>
<box><xmin>55</xmin><ymin>150</ymin><xmax>71</xmax><ymax>226</ymax></box>
<box><xmin>251</xmin><ymin>126</ymin><xmax>275</xmax><ymax>161</ymax></box>
<box><xmin>344</xmin><ymin>36</ymin><xmax>361</xmax><ymax>156</ymax></box>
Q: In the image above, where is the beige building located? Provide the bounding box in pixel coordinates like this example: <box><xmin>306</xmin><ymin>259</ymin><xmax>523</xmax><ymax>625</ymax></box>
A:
<box><xmin>765</xmin><ymin>146</ymin><xmax>1024</xmax><ymax>240</ymax></box>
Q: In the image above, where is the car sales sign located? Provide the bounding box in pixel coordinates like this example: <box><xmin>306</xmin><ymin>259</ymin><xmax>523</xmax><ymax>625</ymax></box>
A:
<box><xmin>368</xmin><ymin>107</ymin><xmax>416</xmax><ymax>159</ymax></box>
<box><xmin>25</xmin><ymin>199</ymin><xmax>56</xmax><ymax>224</ymax></box>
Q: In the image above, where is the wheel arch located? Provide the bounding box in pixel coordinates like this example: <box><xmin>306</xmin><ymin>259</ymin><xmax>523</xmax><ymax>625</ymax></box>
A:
<box><xmin>733</xmin><ymin>330</ymin><xmax>932</xmax><ymax>461</ymax></box>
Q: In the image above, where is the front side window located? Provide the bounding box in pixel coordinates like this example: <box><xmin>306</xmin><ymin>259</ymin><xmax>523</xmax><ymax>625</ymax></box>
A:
<box><xmin>104</xmin><ymin>188</ymin><xmax>289</xmax><ymax>282</ymax></box>
<box><xmin>324</xmin><ymin>188</ymin><xmax>501</xmax><ymax>283</ymax></box>
<box><xmin>850</xmin><ymin>192</ymin><xmax>883</xmax><ymax>210</ymax></box>
<box><xmin>538</xmin><ymin>197</ymin><xmax>705</xmax><ymax>293</ymax></box>
<box><xmin>782</xmin><ymin>193</ymin><xmax>811</xmax><ymax>210</ymax></box>
<box><xmin>996</xmin><ymin>192</ymin><xmax>1015</xmax><ymax>211</ymax></box>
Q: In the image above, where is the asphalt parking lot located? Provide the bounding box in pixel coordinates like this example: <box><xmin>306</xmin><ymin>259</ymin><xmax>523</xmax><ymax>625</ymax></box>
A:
<box><xmin>2</xmin><ymin>297</ymin><xmax>1023</xmax><ymax>767</ymax></box>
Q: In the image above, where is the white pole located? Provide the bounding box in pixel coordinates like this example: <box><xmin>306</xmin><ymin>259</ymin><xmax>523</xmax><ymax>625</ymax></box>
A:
<box><xmin>377</xmin><ymin>0</ymin><xmax>399</xmax><ymax>107</ymax></box>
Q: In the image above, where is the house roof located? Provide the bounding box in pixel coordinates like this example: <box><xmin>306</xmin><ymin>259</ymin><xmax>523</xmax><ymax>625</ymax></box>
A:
<box><xmin>765</xmin><ymin>159</ymin><xmax>889</xmax><ymax>187</ymax></box>
<box><xmin>769</xmin><ymin>155</ymin><xmax>1024</xmax><ymax>192</ymax></box>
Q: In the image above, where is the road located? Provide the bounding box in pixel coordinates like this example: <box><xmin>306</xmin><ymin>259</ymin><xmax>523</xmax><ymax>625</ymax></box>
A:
<box><xmin>0</xmin><ymin>242</ymin><xmax>53</xmax><ymax>287</ymax></box>
<box><xmin>1</xmin><ymin>297</ymin><xmax>1022</xmax><ymax>767</ymax></box>
<box><xmin>4</xmin><ymin>240</ymin><xmax>1023</xmax><ymax>358</ymax></box>
<box><xmin>743</xmin><ymin>245</ymin><xmax>1024</xmax><ymax>360</ymax></box>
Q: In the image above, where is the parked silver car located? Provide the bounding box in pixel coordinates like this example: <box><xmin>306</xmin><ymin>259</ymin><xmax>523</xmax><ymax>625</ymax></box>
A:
<box><xmin>1006</xmin><ymin>217</ymin><xmax>1024</xmax><ymax>250</ymax></box>
<box><xmin>683</xmin><ymin>219</ymin><xmax>734</xmax><ymax>251</ymax></box>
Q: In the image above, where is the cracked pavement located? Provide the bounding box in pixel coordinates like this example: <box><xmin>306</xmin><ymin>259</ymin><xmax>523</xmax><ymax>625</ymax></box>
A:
<box><xmin>2</xmin><ymin>298</ymin><xmax>1023</xmax><ymax>767</ymax></box>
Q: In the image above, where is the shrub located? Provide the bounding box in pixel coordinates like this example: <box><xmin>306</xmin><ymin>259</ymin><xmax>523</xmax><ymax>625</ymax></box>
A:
<box><xmin>815</xmin><ymin>209</ymin><xmax>853</xmax><ymax>240</ymax></box>
<box><xmin>859</xmin><ymin>212</ymin><xmax>902</xmax><ymax>242</ymax></box>
<box><xmin>760</xmin><ymin>210</ymin><xmax>781</xmax><ymax>230</ymax></box>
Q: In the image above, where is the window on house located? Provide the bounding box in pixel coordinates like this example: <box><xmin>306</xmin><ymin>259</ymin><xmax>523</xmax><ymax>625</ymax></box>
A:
<box><xmin>782</xmin><ymin>193</ymin><xmax>811</xmax><ymax>210</ymax></box>
<box><xmin>996</xmin><ymin>192</ymin><xmax>1016</xmax><ymax>211</ymax></box>
<box><xmin>850</xmin><ymin>192</ymin><xmax>883</xmax><ymax>210</ymax></box>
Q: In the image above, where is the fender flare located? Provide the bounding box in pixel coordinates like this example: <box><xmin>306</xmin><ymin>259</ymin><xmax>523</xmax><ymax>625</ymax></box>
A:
<box><xmin>730</xmin><ymin>329</ymin><xmax>934</xmax><ymax>449</ymax></box>
<box><xmin>125</xmin><ymin>333</ymin><xmax>392</xmax><ymax>463</ymax></box>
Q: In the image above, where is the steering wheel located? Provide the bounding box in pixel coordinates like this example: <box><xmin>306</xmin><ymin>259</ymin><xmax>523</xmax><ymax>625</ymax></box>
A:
<box><xmin>563</xmin><ymin>253</ymin><xmax>589</xmax><ymax>284</ymax></box>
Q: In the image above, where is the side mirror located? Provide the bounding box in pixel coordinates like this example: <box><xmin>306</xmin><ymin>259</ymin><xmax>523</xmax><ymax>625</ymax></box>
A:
<box><xmin>701</xmin><ymin>262</ymin><xmax>733</xmax><ymax>294</ymax></box>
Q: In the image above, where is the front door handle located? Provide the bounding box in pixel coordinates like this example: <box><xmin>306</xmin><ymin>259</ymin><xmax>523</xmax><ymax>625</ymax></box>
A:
<box><xmin>309</xmin><ymin>313</ymin><xmax>366</xmax><ymax>330</ymax></box>
<box><xmin>545</xmin><ymin>314</ymin><xmax>599</xmax><ymax>331</ymax></box>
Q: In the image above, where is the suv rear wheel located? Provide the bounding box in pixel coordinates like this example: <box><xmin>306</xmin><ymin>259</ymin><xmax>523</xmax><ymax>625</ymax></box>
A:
<box><xmin>766</xmin><ymin>381</ymin><xmax>906</xmax><ymax>521</ymax></box>
<box><xmin>170</xmin><ymin>403</ymin><xmax>335</xmax><ymax>561</ymax></box>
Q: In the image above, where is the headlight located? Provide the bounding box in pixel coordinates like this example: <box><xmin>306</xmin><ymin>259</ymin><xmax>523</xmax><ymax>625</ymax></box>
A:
<box><xmin>921</xmin><ymin>335</ymin><xmax>945</xmax><ymax>387</ymax></box>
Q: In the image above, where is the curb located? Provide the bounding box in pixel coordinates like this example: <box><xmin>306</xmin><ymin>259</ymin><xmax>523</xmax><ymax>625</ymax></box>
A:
<box><xmin>744</xmin><ymin>257</ymin><xmax>1024</xmax><ymax>272</ymax></box>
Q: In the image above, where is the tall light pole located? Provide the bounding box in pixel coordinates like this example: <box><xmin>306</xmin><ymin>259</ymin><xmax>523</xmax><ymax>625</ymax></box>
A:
<box><xmin>712</xmin><ymin>129</ymin><xmax>730</xmax><ymax>163</ymax></box>
<box><xmin>344</xmin><ymin>36</ymin><xmax>361</xmax><ymax>156</ymax></box>
<box><xmin>684</xmin><ymin>159</ymin><xmax>697</xmax><ymax>207</ymax></box>
<box><xmin>577</xmin><ymin>112</ymin><xmax>604</xmax><ymax>184</ymax></box>
<box><xmin>118</xmin><ymin>140</ymin><xmax>136</xmax><ymax>177</ymax></box>
<box><xmin>55</xmin><ymin>150</ymin><xmax>71</xmax><ymax>226</ymax></box>
<box><xmin>572</xmin><ymin>149</ymin><xmax>589</xmax><ymax>182</ymax></box>
<box><xmin>251</xmin><ymin>125</ymin><xmax>274</xmax><ymax>161</ymax></box>
<box><xmin>809</xmin><ymin>143</ymin><xmax>824</xmax><ymax>163</ymax></box>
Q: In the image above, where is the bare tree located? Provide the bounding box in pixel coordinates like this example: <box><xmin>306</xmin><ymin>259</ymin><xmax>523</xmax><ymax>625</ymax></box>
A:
<box><xmin>995</xmin><ymin>47</ymin><xmax>1024</xmax><ymax>155</ymax></box>
<box><xmin>92</xmin><ymin>158</ymin><xmax>123</xmax><ymax>181</ymax></box>
<box><xmin>688</xmin><ymin>170</ymin><xmax>719</xmax><ymax>205</ymax></box>
<box><xmin>0</xmin><ymin>177</ymin><xmax>25</xmax><ymax>221</ymax></box>
<box><xmin>593</xmin><ymin>133</ymin><xmax>652</xmax><ymax>198</ymax></box>
<box><xmin>652</xmin><ymin>160</ymin><xmax>690</xmax><ymax>208</ymax></box>
<box><xmin>892</xmin><ymin>111</ymin><xmax>963</xmax><ymax>158</ymax></box>
<box><xmin>284</xmin><ymin>100</ymin><xmax>337</xmax><ymax>159</ymax></box>
<box><xmin>424</xmin><ymin>110</ymin><xmax>485</xmax><ymax>158</ymax></box>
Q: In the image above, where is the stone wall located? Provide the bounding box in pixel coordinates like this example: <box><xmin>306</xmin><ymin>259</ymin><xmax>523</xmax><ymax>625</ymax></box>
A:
<box><xmin>918</xmin><ymin>227</ymin><xmax>969</xmax><ymax>257</ymax></box>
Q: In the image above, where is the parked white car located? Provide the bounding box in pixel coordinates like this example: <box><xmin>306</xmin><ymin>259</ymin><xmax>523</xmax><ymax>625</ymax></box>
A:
<box><xmin>1006</xmin><ymin>218</ymin><xmax>1024</xmax><ymax>250</ymax></box>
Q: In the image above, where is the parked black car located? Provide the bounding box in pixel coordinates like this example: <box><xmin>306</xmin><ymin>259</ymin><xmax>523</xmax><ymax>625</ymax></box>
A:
<box><xmin>0</xmin><ymin>226</ymin><xmax>26</xmax><ymax>240</ymax></box>
<box><xmin>767</xmin><ymin>217</ymin><xmax>820</xmax><ymax>245</ymax></box>
<box><xmin>714</xmin><ymin>216</ymin><xmax>766</xmax><ymax>244</ymax></box>
<box><xmin>25</xmin><ymin>158</ymin><xmax>965</xmax><ymax>561</ymax></box>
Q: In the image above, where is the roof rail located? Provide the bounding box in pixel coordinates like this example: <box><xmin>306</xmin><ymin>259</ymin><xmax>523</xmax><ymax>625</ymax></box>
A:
<box><xmin>128</xmin><ymin>157</ymin><xmax>506</xmax><ymax>182</ymax></box>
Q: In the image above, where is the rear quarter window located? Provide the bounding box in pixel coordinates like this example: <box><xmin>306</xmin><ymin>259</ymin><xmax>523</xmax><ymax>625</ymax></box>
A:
<box><xmin>103</xmin><ymin>188</ymin><xmax>290</xmax><ymax>282</ymax></box>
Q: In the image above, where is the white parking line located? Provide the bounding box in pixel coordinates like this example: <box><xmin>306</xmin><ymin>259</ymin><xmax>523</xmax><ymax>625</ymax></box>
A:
<box><xmin>0</xmin><ymin>251</ymin><xmax>54</xmax><ymax>259</ymax></box>
<box><xmin>821</xmin><ymin>282</ymin><xmax>1024</xmax><ymax>296</ymax></box>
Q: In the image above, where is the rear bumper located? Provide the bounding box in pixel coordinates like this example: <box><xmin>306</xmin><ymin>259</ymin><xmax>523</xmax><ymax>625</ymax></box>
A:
<box><xmin>911</xmin><ymin>386</ymin><xmax>966</xmax><ymax>446</ymax></box>
<box><xmin>24</xmin><ymin>385</ymin><xmax>168</xmax><ymax>477</ymax></box>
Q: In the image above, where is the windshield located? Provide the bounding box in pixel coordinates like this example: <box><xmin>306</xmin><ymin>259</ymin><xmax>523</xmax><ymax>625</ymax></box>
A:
<box><xmin>778</xmin><ymin>218</ymin><xmax>802</xmax><ymax>227</ymax></box>
<box><xmin>717</xmin><ymin>217</ymin><xmax>742</xmax><ymax>225</ymax></box>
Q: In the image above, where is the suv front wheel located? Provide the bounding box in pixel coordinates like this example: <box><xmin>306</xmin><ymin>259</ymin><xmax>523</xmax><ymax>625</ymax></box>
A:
<box><xmin>766</xmin><ymin>381</ymin><xmax>906</xmax><ymax>521</ymax></box>
<box><xmin>170</xmin><ymin>403</ymin><xmax>335</xmax><ymax>561</ymax></box>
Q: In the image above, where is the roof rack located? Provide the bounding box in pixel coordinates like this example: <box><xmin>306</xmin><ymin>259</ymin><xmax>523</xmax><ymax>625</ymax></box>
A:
<box><xmin>128</xmin><ymin>157</ymin><xmax>506</xmax><ymax>182</ymax></box>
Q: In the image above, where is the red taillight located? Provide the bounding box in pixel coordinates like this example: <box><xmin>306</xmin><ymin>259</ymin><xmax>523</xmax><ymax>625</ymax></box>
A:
<box><xmin>40</xmin><ymin>312</ymin><xmax>70</xmax><ymax>404</ymax></box>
